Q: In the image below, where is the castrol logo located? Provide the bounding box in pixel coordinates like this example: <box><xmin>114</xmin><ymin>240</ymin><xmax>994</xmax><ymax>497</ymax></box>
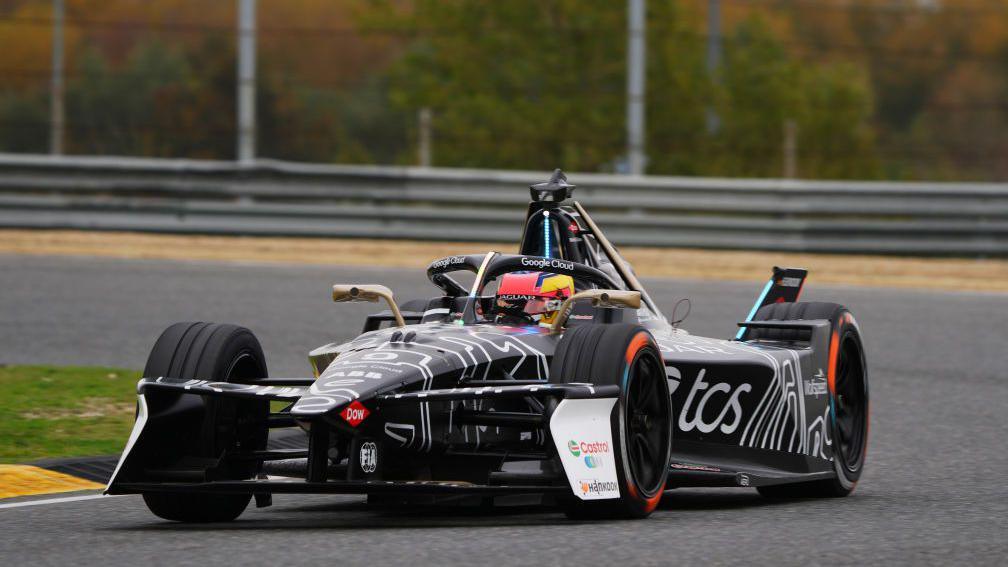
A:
<box><xmin>568</xmin><ymin>439</ymin><xmax>610</xmax><ymax>456</ymax></box>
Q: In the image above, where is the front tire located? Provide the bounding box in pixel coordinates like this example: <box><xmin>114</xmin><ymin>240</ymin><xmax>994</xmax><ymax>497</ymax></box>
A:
<box><xmin>551</xmin><ymin>323</ymin><xmax>672</xmax><ymax>519</ymax></box>
<box><xmin>140</xmin><ymin>322</ymin><xmax>269</xmax><ymax>522</ymax></box>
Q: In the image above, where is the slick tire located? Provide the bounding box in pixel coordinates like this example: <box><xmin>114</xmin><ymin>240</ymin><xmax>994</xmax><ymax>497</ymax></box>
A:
<box><xmin>750</xmin><ymin>303</ymin><xmax>870</xmax><ymax>499</ymax></box>
<box><xmin>551</xmin><ymin>323</ymin><xmax>672</xmax><ymax>519</ymax></box>
<box><xmin>140</xmin><ymin>322</ymin><xmax>269</xmax><ymax>522</ymax></box>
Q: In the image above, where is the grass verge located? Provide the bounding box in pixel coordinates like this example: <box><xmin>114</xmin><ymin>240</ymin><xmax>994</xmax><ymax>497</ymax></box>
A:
<box><xmin>0</xmin><ymin>365</ymin><xmax>139</xmax><ymax>463</ymax></box>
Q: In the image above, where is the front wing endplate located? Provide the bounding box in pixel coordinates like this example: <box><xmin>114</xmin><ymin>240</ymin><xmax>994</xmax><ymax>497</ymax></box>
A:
<box><xmin>549</xmin><ymin>397</ymin><xmax>620</xmax><ymax>500</ymax></box>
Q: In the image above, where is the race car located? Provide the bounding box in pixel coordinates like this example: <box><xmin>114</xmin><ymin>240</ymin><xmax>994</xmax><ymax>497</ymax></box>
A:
<box><xmin>106</xmin><ymin>170</ymin><xmax>869</xmax><ymax>522</ymax></box>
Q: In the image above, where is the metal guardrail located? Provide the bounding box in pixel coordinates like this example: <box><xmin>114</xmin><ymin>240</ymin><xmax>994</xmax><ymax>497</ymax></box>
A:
<box><xmin>0</xmin><ymin>153</ymin><xmax>1006</xmax><ymax>256</ymax></box>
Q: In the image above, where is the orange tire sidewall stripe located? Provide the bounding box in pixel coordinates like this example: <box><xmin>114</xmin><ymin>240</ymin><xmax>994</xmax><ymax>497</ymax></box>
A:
<box><xmin>625</xmin><ymin>332</ymin><xmax>650</xmax><ymax>364</ymax></box>
<box><xmin>623</xmin><ymin>331</ymin><xmax>661</xmax><ymax>507</ymax></box>
<box><xmin>829</xmin><ymin>313</ymin><xmax>855</xmax><ymax>395</ymax></box>
<box><xmin>827</xmin><ymin>329</ymin><xmax>840</xmax><ymax>395</ymax></box>
<box><xmin>642</xmin><ymin>481</ymin><xmax>665</xmax><ymax>512</ymax></box>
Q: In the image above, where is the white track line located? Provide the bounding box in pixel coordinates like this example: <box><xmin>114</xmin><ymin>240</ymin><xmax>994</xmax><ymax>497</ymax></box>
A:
<box><xmin>0</xmin><ymin>493</ymin><xmax>117</xmax><ymax>510</ymax></box>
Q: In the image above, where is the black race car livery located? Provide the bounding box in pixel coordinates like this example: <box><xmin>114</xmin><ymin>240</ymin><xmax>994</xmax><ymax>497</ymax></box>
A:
<box><xmin>107</xmin><ymin>170</ymin><xmax>869</xmax><ymax>521</ymax></box>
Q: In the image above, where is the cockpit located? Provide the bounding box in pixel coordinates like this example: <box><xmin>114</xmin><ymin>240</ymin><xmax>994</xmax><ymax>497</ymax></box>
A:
<box><xmin>359</xmin><ymin>170</ymin><xmax>664</xmax><ymax>332</ymax></box>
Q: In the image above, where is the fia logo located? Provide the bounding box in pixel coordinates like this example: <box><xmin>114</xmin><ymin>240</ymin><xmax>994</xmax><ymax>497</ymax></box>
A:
<box><xmin>359</xmin><ymin>441</ymin><xmax>378</xmax><ymax>474</ymax></box>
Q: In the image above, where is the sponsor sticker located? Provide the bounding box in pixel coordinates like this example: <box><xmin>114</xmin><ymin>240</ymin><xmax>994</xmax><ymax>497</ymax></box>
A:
<box><xmin>520</xmin><ymin>257</ymin><xmax>574</xmax><ymax>271</ymax></box>
<box><xmin>499</xmin><ymin>294</ymin><xmax>537</xmax><ymax>301</ymax></box>
<box><xmin>340</xmin><ymin>400</ymin><xmax>370</xmax><ymax>427</ymax></box>
<box><xmin>569</xmin><ymin>439</ymin><xmax>610</xmax><ymax>468</ymax></box>
<box><xmin>578</xmin><ymin>478</ymin><xmax>620</xmax><ymax>497</ymax></box>
<box><xmin>804</xmin><ymin>369</ymin><xmax>828</xmax><ymax>397</ymax></box>
<box><xmin>676</xmin><ymin>368</ymin><xmax>751</xmax><ymax>435</ymax></box>
<box><xmin>430</xmin><ymin>256</ymin><xmax>466</xmax><ymax>270</ymax></box>
<box><xmin>669</xmin><ymin>462</ymin><xmax>722</xmax><ymax>473</ymax></box>
<box><xmin>359</xmin><ymin>441</ymin><xmax>378</xmax><ymax>474</ymax></box>
<box><xmin>779</xmin><ymin>276</ymin><xmax>802</xmax><ymax>288</ymax></box>
<box><xmin>549</xmin><ymin>398</ymin><xmax>620</xmax><ymax>500</ymax></box>
<box><xmin>571</xmin><ymin>440</ymin><xmax>610</xmax><ymax>455</ymax></box>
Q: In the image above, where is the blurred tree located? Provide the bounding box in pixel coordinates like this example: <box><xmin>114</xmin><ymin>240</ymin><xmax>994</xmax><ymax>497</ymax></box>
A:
<box><xmin>257</xmin><ymin>0</ymin><xmax>410</xmax><ymax>163</ymax></box>
<box><xmin>797</xmin><ymin>62</ymin><xmax>879</xmax><ymax>180</ymax></box>
<box><xmin>712</xmin><ymin>17</ymin><xmax>804</xmax><ymax>177</ymax></box>
<box><xmin>0</xmin><ymin>0</ymin><xmax>76</xmax><ymax>152</ymax></box>
<box><xmin>380</xmin><ymin>2</ymin><xmax>877</xmax><ymax>178</ymax></box>
<box><xmin>0</xmin><ymin>91</ymin><xmax>48</xmax><ymax>152</ymax></box>
<box><xmin>377</xmin><ymin>0</ymin><xmax>626</xmax><ymax>170</ymax></box>
<box><xmin>644</xmin><ymin>0</ymin><xmax>710</xmax><ymax>175</ymax></box>
<box><xmin>0</xmin><ymin>0</ymin><xmax>1003</xmax><ymax>180</ymax></box>
<box><xmin>65</xmin><ymin>37</ymin><xmax>236</xmax><ymax>158</ymax></box>
<box><xmin>906</xmin><ymin>62</ymin><xmax>1008</xmax><ymax>180</ymax></box>
<box><xmin>762</xmin><ymin>0</ymin><xmax>1008</xmax><ymax>180</ymax></box>
<box><xmin>257</xmin><ymin>61</ymin><xmax>410</xmax><ymax>164</ymax></box>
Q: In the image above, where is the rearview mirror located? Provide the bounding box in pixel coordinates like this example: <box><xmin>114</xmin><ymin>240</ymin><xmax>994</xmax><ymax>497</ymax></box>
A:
<box><xmin>550</xmin><ymin>289</ymin><xmax>642</xmax><ymax>333</ymax></box>
<box><xmin>332</xmin><ymin>284</ymin><xmax>406</xmax><ymax>327</ymax></box>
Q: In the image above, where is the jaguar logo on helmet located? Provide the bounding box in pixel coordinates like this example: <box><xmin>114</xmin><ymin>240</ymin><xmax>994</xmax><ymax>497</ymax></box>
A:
<box><xmin>495</xmin><ymin>271</ymin><xmax>575</xmax><ymax>326</ymax></box>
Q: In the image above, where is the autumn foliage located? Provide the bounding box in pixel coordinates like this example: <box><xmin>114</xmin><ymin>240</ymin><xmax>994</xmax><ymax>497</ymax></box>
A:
<box><xmin>0</xmin><ymin>0</ymin><xmax>1005</xmax><ymax>180</ymax></box>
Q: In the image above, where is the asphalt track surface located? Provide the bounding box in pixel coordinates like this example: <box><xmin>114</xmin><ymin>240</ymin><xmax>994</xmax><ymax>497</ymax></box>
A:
<box><xmin>1</xmin><ymin>254</ymin><xmax>1006</xmax><ymax>565</ymax></box>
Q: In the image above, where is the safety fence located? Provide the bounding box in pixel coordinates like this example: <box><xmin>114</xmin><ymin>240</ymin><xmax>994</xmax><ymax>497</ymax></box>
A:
<box><xmin>0</xmin><ymin>153</ymin><xmax>1005</xmax><ymax>256</ymax></box>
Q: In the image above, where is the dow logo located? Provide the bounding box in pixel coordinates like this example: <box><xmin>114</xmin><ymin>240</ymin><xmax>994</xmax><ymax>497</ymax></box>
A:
<box><xmin>340</xmin><ymin>400</ymin><xmax>370</xmax><ymax>427</ymax></box>
<box><xmin>338</xmin><ymin>399</ymin><xmax>370</xmax><ymax>425</ymax></box>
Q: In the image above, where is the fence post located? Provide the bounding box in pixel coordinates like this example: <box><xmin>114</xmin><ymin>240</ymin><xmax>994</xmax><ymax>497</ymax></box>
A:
<box><xmin>237</xmin><ymin>0</ymin><xmax>257</xmax><ymax>164</ymax></box>
<box><xmin>784</xmin><ymin>120</ymin><xmax>797</xmax><ymax>179</ymax></box>
<box><xmin>626</xmin><ymin>0</ymin><xmax>646</xmax><ymax>175</ymax></box>
<box><xmin>49</xmin><ymin>0</ymin><xmax>65</xmax><ymax>155</ymax></box>
<box><xmin>418</xmin><ymin>108</ymin><xmax>432</xmax><ymax>167</ymax></box>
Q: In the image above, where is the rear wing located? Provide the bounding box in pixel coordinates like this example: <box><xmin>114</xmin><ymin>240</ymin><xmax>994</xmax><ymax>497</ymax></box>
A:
<box><xmin>735</xmin><ymin>266</ymin><xmax>808</xmax><ymax>340</ymax></box>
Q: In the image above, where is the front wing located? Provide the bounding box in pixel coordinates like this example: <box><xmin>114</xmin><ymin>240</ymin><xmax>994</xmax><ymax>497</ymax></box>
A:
<box><xmin>106</xmin><ymin>378</ymin><xmax>622</xmax><ymax>502</ymax></box>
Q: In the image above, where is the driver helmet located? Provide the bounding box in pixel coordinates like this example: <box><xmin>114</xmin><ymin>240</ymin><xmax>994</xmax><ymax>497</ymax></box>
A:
<box><xmin>495</xmin><ymin>272</ymin><xmax>575</xmax><ymax>326</ymax></box>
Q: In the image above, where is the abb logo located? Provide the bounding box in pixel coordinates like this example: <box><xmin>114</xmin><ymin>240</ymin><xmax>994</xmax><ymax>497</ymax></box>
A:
<box><xmin>340</xmin><ymin>400</ymin><xmax>370</xmax><ymax>427</ymax></box>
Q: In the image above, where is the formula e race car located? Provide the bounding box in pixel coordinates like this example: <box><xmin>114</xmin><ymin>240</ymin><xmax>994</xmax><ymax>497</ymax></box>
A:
<box><xmin>106</xmin><ymin>170</ymin><xmax>869</xmax><ymax>522</ymax></box>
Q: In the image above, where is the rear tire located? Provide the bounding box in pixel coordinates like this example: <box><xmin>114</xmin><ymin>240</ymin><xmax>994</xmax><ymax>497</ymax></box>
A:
<box><xmin>750</xmin><ymin>303</ymin><xmax>869</xmax><ymax>499</ymax></box>
<box><xmin>550</xmin><ymin>323</ymin><xmax>672</xmax><ymax>519</ymax></box>
<box><xmin>140</xmin><ymin>322</ymin><xmax>269</xmax><ymax>522</ymax></box>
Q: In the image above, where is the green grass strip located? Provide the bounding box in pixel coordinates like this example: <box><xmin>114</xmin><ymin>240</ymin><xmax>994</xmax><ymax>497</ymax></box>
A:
<box><xmin>0</xmin><ymin>366</ymin><xmax>140</xmax><ymax>463</ymax></box>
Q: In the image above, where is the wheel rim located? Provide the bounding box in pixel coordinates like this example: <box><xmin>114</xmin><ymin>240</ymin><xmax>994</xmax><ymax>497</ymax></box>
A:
<box><xmin>834</xmin><ymin>335</ymin><xmax>867</xmax><ymax>472</ymax></box>
<box><xmin>625</xmin><ymin>346</ymin><xmax>671</xmax><ymax>497</ymax></box>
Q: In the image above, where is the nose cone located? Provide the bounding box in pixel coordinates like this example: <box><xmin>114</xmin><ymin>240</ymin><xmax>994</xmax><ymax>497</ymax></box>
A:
<box><xmin>290</xmin><ymin>339</ymin><xmax>452</xmax><ymax>418</ymax></box>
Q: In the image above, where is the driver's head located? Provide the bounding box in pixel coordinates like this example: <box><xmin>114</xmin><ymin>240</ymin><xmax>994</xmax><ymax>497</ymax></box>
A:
<box><xmin>495</xmin><ymin>272</ymin><xmax>574</xmax><ymax>326</ymax></box>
